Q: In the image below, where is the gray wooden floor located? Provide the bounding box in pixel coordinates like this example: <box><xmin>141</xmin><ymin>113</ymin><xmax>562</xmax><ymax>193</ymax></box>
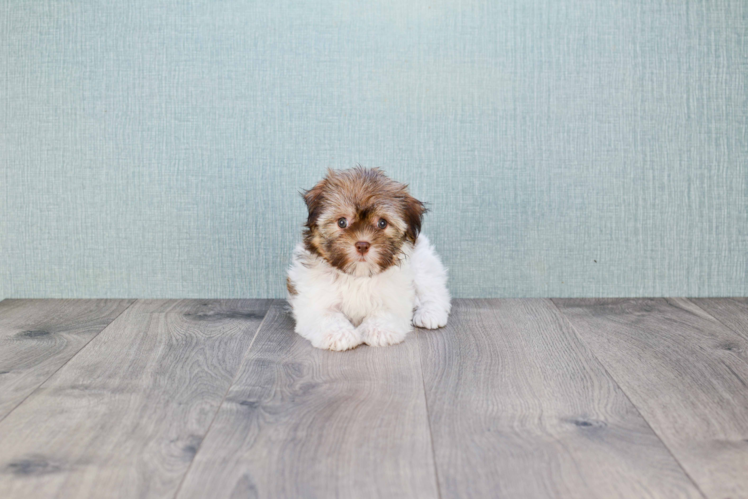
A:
<box><xmin>0</xmin><ymin>298</ymin><xmax>746</xmax><ymax>498</ymax></box>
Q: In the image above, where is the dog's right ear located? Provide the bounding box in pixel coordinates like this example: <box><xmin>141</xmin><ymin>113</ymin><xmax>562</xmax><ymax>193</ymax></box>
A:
<box><xmin>301</xmin><ymin>178</ymin><xmax>327</xmax><ymax>227</ymax></box>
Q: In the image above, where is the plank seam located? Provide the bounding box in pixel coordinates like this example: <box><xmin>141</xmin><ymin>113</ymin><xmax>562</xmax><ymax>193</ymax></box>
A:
<box><xmin>173</xmin><ymin>299</ymin><xmax>276</xmax><ymax>499</ymax></box>
<box><xmin>683</xmin><ymin>298</ymin><xmax>748</xmax><ymax>341</ymax></box>
<box><xmin>548</xmin><ymin>298</ymin><xmax>707</xmax><ymax>499</ymax></box>
<box><xmin>415</xmin><ymin>327</ymin><xmax>444</xmax><ymax>499</ymax></box>
<box><xmin>0</xmin><ymin>299</ymin><xmax>137</xmax><ymax>425</ymax></box>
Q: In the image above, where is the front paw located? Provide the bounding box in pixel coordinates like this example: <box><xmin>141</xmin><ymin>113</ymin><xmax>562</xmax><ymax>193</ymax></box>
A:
<box><xmin>413</xmin><ymin>307</ymin><xmax>449</xmax><ymax>329</ymax></box>
<box><xmin>359</xmin><ymin>322</ymin><xmax>407</xmax><ymax>347</ymax></box>
<box><xmin>311</xmin><ymin>327</ymin><xmax>362</xmax><ymax>351</ymax></box>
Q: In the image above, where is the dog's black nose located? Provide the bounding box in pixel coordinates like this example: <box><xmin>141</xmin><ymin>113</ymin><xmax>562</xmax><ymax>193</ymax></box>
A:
<box><xmin>355</xmin><ymin>241</ymin><xmax>370</xmax><ymax>255</ymax></box>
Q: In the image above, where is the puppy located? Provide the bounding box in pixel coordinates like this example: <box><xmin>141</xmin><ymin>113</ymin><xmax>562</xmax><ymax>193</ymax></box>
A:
<box><xmin>287</xmin><ymin>167</ymin><xmax>451</xmax><ymax>351</ymax></box>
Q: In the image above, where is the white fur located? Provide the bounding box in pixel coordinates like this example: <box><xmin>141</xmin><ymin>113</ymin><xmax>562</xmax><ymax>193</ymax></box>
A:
<box><xmin>287</xmin><ymin>235</ymin><xmax>451</xmax><ymax>350</ymax></box>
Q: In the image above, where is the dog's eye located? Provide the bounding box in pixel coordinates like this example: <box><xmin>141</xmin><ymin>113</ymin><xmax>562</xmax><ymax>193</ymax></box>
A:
<box><xmin>337</xmin><ymin>218</ymin><xmax>348</xmax><ymax>229</ymax></box>
<box><xmin>377</xmin><ymin>218</ymin><xmax>387</xmax><ymax>229</ymax></box>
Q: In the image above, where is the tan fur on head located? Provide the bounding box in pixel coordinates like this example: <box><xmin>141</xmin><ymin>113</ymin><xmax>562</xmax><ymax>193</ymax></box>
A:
<box><xmin>302</xmin><ymin>167</ymin><xmax>426</xmax><ymax>276</ymax></box>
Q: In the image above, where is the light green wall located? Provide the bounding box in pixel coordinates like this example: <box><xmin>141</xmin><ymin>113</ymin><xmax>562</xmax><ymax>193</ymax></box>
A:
<box><xmin>2</xmin><ymin>1</ymin><xmax>746</xmax><ymax>298</ymax></box>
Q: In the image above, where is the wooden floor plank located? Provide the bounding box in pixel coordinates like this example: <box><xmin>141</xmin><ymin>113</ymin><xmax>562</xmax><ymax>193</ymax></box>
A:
<box><xmin>689</xmin><ymin>298</ymin><xmax>748</xmax><ymax>340</ymax></box>
<box><xmin>0</xmin><ymin>299</ymin><xmax>134</xmax><ymax>421</ymax></box>
<box><xmin>554</xmin><ymin>298</ymin><xmax>748</xmax><ymax>498</ymax></box>
<box><xmin>419</xmin><ymin>299</ymin><xmax>700</xmax><ymax>498</ymax></box>
<box><xmin>0</xmin><ymin>299</ymin><xmax>271</xmax><ymax>498</ymax></box>
<box><xmin>177</xmin><ymin>301</ymin><xmax>438</xmax><ymax>499</ymax></box>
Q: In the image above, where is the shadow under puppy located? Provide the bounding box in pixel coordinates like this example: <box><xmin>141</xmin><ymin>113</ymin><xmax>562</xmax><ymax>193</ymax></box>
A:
<box><xmin>287</xmin><ymin>167</ymin><xmax>451</xmax><ymax>351</ymax></box>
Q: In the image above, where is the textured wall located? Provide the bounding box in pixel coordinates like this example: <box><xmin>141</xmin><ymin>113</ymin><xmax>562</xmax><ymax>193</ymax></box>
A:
<box><xmin>2</xmin><ymin>1</ymin><xmax>746</xmax><ymax>298</ymax></box>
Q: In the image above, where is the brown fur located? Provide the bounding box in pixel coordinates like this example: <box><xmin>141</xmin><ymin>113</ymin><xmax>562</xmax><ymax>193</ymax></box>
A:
<box><xmin>286</xmin><ymin>276</ymin><xmax>298</xmax><ymax>296</ymax></box>
<box><xmin>301</xmin><ymin>167</ymin><xmax>426</xmax><ymax>275</ymax></box>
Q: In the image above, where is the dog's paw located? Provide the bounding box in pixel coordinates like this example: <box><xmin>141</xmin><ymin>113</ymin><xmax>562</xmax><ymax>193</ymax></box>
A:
<box><xmin>413</xmin><ymin>307</ymin><xmax>449</xmax><ymax>329</ymax></box>
<box><xmin>312</xmin><ymin>327</ymin><xmax>362</xmax><ymax>351</ymax></box>
<box><xmin>359</xmin><ymin>322</ymin><xmax>407</xmax><ymax>347</ymax></box>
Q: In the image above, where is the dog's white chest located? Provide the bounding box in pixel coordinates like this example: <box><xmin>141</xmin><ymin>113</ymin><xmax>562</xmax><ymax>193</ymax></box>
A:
<box><xmin>335</xmin><ymin>262</ymin><xmax>416</xmax><ymax>327</ymax></box>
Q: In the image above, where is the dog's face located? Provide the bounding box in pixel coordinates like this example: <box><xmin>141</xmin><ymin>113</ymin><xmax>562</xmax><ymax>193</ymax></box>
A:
<box><xmin>302</xmin><ymin>167</ymin><xmax>426</xmax><ymax>277</ymax></box>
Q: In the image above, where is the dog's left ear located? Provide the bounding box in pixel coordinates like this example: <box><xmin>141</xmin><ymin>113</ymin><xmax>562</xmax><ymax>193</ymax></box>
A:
<box><xmin>302</xmin><ymin>178</ymin><xmax>327</xmax><ymax>227</ymax></box>
<box><xmin>402</xmin><ymin>194</ymin><xmax>427</xmax><ymax>243</ymax></box>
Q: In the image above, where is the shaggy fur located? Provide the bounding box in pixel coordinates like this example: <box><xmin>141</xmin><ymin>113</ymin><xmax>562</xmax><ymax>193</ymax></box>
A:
<box><xmin>287</xmin><ymin>167</ymin><xmax>451</xmax><ymax>351</ymax></box>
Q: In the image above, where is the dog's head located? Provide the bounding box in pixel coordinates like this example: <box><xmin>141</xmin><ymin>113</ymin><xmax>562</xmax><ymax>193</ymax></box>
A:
<box><xmin>302</xmin><ymin>167</ymin><xmax>426</xmax><ymax>277</ymax></box>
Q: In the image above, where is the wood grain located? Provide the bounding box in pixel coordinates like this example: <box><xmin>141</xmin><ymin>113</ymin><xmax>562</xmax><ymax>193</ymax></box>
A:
<box><xmin>418</xmin><ymin>299</ymin><xmax>700</xmax><ymax>498</ymax></box>
<box><xmin>177</xmin><ymin>301</ymin><xmax>438</xmax><ymax>499</ymax></box>
<box><xmin>0</xmin><ymin>299</ymin><xmax>271</xmax><ymax>498</ymax></box>
<box><xmin>0</xmin><ymin>299</ymin><xmax>134</xmax><ymax>421</ymax></box>
<box><xmin>689</xmin><ymin>298</ymin><xmax>748</xmax><ymax>340</ymax></box>
<box><xmin>554</xmin><ymin>298</ymin><xmax>748</xmax><ymax>498</ymax></box>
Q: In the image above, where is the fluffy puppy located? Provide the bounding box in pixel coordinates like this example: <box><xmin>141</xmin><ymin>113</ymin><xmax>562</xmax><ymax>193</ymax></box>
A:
<box><xmin>287</xmin><ymin>167</ymin><xmax>451</xmax><ymax>351</ymax></box>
